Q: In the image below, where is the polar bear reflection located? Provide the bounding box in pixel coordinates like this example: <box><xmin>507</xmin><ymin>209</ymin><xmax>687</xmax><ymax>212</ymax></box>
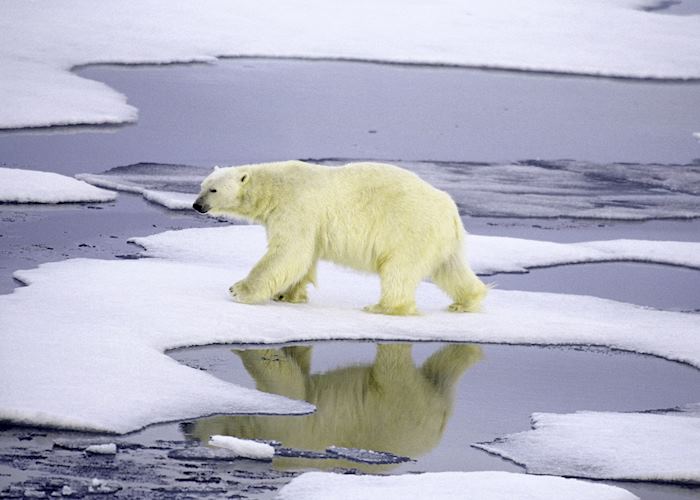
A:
<box><xmin>187</xmin><ymin>343</ymin><xmax>481</xmax><ymax>468</ymax></box>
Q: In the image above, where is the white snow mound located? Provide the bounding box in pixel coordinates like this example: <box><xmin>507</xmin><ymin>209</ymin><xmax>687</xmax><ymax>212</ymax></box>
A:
<box><xmin>208</xmin><ymin>435</ymin><xmax>275</xmax><ymax>460</ymax></box>
<box><xmin>3</xmin><ymin>0</ymin><xmax>700</xmax><ymax>128</ymax></box>
<box><xmin>474</xmin><ymin>409</ymin><xmax>700</xmax><ymax>484</ymax></box>
<box><xmin>1</xmin><ymin>225</ymin><xmax>699</xmax><ymax>433</ymax></box>
<box><xmin>277</xmin><ymin>471</ymin><xmax>639</xmax><ymax>500</ymax></box>
<box><xmin>0</xmin><ymin>167</ymin><xmax>116</xmax><ymax>204</ymax></box>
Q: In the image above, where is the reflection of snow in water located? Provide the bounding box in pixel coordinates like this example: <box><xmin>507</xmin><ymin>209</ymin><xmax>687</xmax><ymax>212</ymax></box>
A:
<box><xmin>77</xmin><ymin>160</ymin><xmax>700</xmax><ymax>219</ymax></box>
<box><xmin>475</xmin><ymin>406</ymin><xmax>700</xmax><ymax>484</ymax></box>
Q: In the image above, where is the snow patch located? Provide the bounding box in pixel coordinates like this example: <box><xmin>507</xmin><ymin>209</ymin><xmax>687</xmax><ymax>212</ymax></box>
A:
<box><xmin>277</xmin><ymin>471</ymin><xmax>639</xmax><ymax>500</ymax></box>
<box><xmin>0</xmin><ymin>167</ymin><xmax>116</xmax><ymax>204</ymax></box>
<box><xmin>1</xmin><ymin>225</ymin><xmax>699</xmax><ymax>434</ymax></box>
<box><xmin>3</xmin><ymin>0</ymin><xmax>700</xmax><ymax>129</ymax></box>
<box><xmin>474</xmin><ymin>409</ymin><xmax>700</xmax><ymax>484</ymax></box>
<box><xmin>207</xmin><ymin>435</ymin><xmax>274</xmax><ymax>460</ymax></box>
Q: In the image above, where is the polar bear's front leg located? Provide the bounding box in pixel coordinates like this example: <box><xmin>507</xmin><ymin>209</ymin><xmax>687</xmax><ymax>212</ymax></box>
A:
<box><xmin>273</xmin><ymin>262</ymin><xmax>317</xmax><ymax>304</ymax></box>
<box><xmin>229</xmin><ymin>236</ymin><xmax>315</xmax><ymax>304</ymax></box>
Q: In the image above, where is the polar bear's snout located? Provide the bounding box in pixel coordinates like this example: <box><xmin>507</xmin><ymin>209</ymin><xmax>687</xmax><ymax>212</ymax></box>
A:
<box><xmin>192</xmin><ymin>198</ymin><xmax>209</xmax><ymax>213</ymax></box>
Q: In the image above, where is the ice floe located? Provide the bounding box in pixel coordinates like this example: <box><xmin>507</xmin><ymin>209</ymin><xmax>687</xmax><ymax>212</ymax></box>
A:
<box><xmin>474</xmin><ymin>407</ymin><xmax>700</xmax><ymax>484</ymax></box>
<box><xmin>78</xmin><ymin>160</ymin><xmax>700</xmax><ymax>219</ymax></box>
<box><xmin>208</xmin><ymin>435</ymin><xmax>274</xmax><ymax>460</ymax></box>
<box><xmin>3</xmin><ymin>0</ymin><xmax>700</xmax><ymax>129</ymax></box>
<box><xmin>0</xmin><ymin>167</ymin><xmax>116</xmax><ymax>204</ymax></box>
<box><xmin>1</xmin><ymin>225</ymin><xmax>699</xmax><ymax>433</ymax></box>
<box><xmin>277</xmin><ymin>471</ymin><xmax>639</xmax><ymax>500</ymax></box>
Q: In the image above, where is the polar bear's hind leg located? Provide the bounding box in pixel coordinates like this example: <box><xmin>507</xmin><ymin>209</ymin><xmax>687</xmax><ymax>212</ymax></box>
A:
<box><xmin>432</xmin><ymin>252</ymin><xmax>487</xmax><ymax>313</ymax></box>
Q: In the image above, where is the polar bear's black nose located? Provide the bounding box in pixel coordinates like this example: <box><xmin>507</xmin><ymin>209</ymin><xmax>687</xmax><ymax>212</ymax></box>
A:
<box><xmin>193</xmin><ymin>202</ymin><xmax>206</xmax><ymax>213</ymax></box>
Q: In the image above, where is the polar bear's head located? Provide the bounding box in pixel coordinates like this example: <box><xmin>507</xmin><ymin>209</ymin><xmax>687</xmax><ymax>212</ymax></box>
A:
<box><xmin>193</xmin><ymin>166</ymin><xmax>250</xmax><ymax>215</ymax></box>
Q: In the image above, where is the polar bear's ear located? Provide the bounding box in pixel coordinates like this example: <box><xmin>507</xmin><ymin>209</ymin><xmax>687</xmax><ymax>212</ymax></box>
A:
<box><xmin>214</xmin><ymin>165</ymin><xmax>220</xmax><ymax>171</ymax></box>
<box><xmin>240</xmin><ymin>173</ymin><xmax>249</xmax><ymax>184</ymax></box>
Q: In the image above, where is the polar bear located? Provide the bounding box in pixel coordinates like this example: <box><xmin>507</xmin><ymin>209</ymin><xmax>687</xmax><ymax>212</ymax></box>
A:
<box><xmin>185</xmin><ymin>343</ymin><xmax>483</xmax><ymax>470</ymax></box>
<box><xmin>193</xmin><ymin>161</ymin><xmax>487</xmax><ymax>315</ymax></box>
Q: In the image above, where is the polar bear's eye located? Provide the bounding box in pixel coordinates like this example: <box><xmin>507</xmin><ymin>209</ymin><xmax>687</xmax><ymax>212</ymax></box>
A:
<box><xmin>209</xmin><ymin>188</ymin><xmax>217</xmax><ymax>193</ymax></box>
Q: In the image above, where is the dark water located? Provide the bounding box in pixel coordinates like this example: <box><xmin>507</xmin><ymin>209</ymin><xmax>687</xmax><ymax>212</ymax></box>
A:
<box><xmin>1</xmin><ymin>59</ymin><xmax>700</xmax><ymax>174</ymax></box>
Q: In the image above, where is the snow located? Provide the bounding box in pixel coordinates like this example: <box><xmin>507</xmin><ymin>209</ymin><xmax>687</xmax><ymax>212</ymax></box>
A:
<box><xmin>0</xmin><ymin>167</ymin><xmax>116</xmax><ymax>204</ymax></box>
<box><xmin>2</xmin><ymin>0</ymin><xmax>700</xmax><ymax>129</ymax></box>
<box><xmin>85</xmin><ymin>443</ymin><xmax>117</xmax><ymax>455</ymax></box>
<box><xmin>474</xmin><ymin>409</ymin><xmax>700</xmax><ymax>484</ymax></box>
<box><xmin>78</xmin><ymin>160</ymin><xmax>700</xmax><ymax>219</ymax></box>
<box><xmin>208</xmin><ymin>435</ymin><xmax>274</xmax><ymax>460</ymax></box>
<box><xmin>277</xmin><ymin>471</ymin><xmax>639</xmax><ymax>500</ymax></box>
<box><xmin>1</xmin><ymin>225</ymin><xmax>698</xmax><ymax>434</ymax></box>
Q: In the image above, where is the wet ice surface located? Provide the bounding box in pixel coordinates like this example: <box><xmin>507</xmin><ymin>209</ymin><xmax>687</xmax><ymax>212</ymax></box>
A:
<box><xmin>78</xmin><ymin>159</ymin><xmax>700</xmax><ymax>219</ymax></box>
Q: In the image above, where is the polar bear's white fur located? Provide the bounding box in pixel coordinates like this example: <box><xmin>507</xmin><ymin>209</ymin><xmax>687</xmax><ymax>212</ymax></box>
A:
<box><xmin>193</xmin><ymin>161</ymin><xmax>487</xmax><ymax>315</ymax></box>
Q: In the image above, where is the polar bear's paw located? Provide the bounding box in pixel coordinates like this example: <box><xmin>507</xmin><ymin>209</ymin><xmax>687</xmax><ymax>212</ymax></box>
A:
<box><xmin>229</xmin><ymin>281</ymin><xmax>259</xmax><ymax>304</ymax></box>
<box><xmin>448</xmin><ymin>302</ymin><xmax>480</xmax><ymax>313</ymax></box>
<box><xmin>273</xmin><ymin>288</ymin><xmax>308</xmax><ymax>304</ymax></box>
<box><xmin>363</xmin><ymin>303</ymin><xmax>418</xmax><ymax>316</ymax></box>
